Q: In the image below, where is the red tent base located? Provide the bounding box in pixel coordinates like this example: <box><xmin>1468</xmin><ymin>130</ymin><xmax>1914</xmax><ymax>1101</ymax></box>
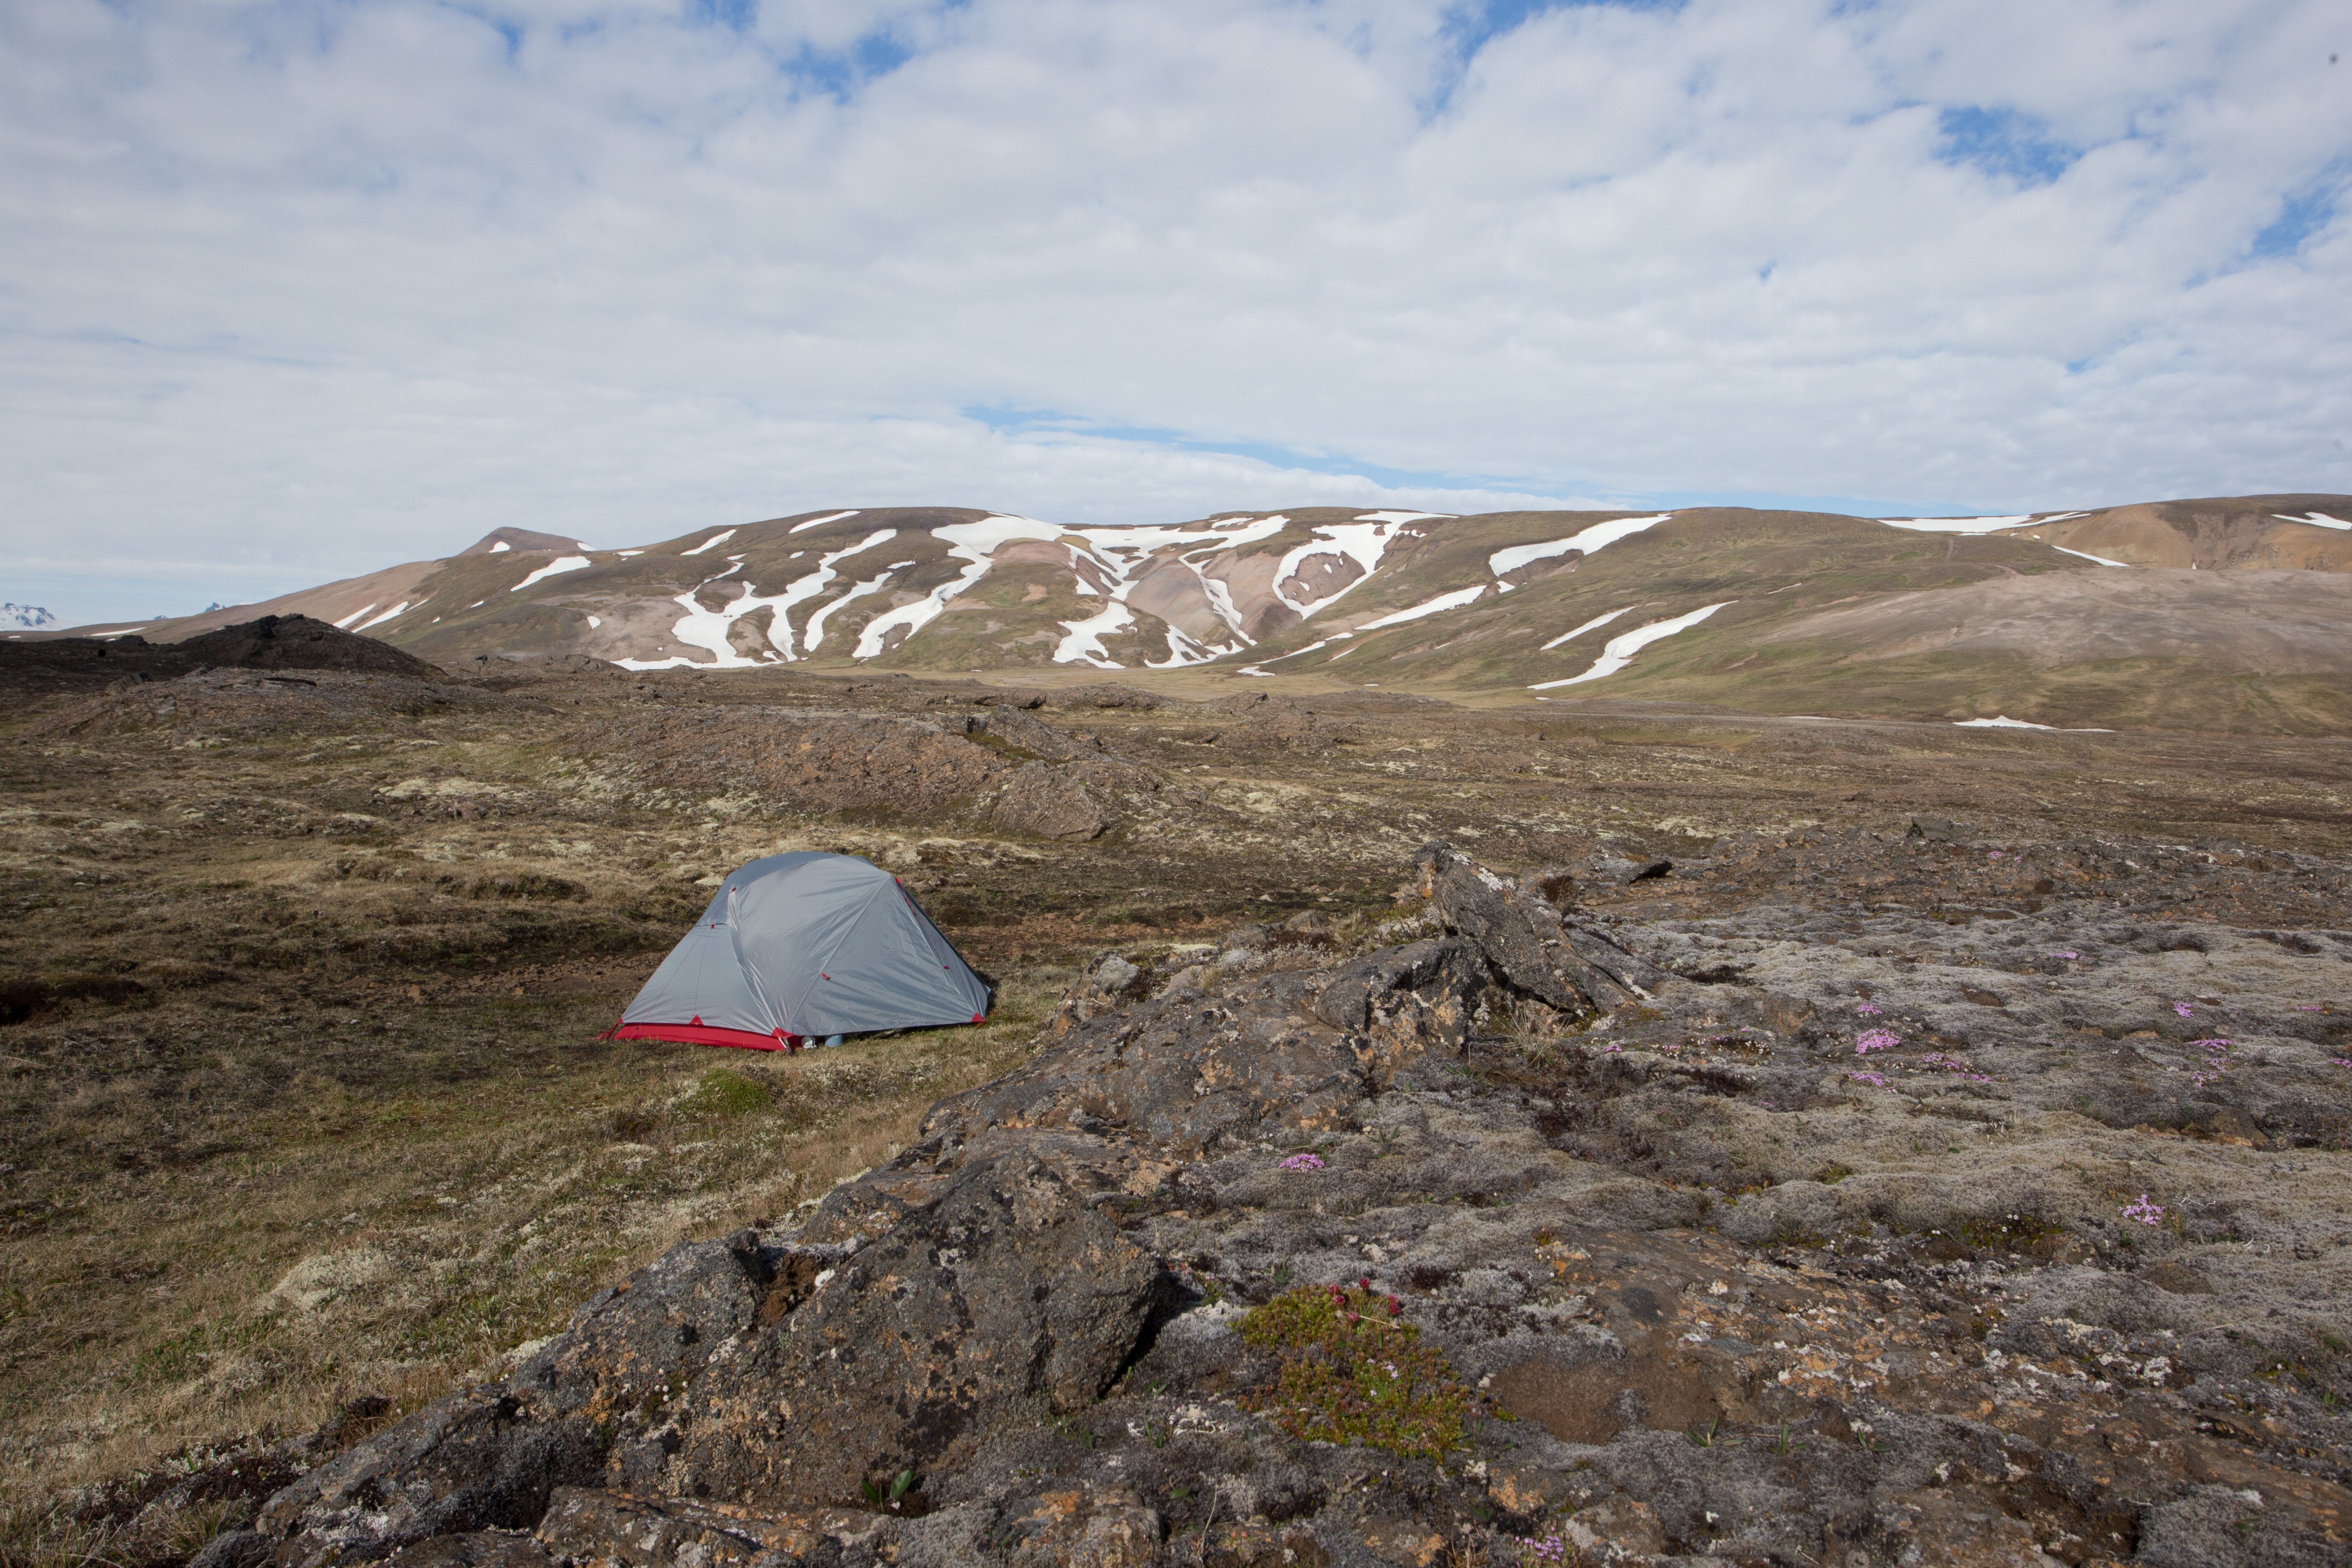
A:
<box><xmin>608</xmin><ymin>1022</ymin><xmax>799</xmax><ymax>1053</ymax></box>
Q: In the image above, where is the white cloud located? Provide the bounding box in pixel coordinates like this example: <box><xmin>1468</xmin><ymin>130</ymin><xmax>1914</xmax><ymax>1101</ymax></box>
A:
<box><xmin>2</xmin><ymin>0</ymin><xmax>2347</xmax><ymax>619</ymax></box>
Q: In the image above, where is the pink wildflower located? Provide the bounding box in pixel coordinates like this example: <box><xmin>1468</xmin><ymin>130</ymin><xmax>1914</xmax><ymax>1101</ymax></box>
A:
<box><xmin>2049</xmin><ymin>950</ymin><xmax>2079</xmax><ymax>960</ymax></box>
<box><xmin>2120</xmin><ymin>1195</ymin><xmax>2165</xmax><ymax>1227</ymax></box>
<box><xmin>2172</xmin><ymin>1001</ymin><xmax>2194</xmax><ymax>1018</ymax></box>
<box><xmin>1278</xmin><ymin>1152</ymin><xmax>1326</xmax><ymax>1172</ymax></box>
<box><xmin>1856</xmin><ymin>1029</ymin><xmax>1901</xmax><ymax>1054</ymax></box>
<box><xmin>1848</xmin><ymin>1071</ymin><xmax>1889</xmax><ymax>1087</ymax></box>
<box><xmin>1855</xmin><ymin>1001</ymin><xmax>1883</xmax><ymax>1016</ymax></box>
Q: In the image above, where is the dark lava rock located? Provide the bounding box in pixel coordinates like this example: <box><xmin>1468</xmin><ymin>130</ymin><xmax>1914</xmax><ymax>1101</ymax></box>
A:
<box><xmin>0</xmin><ymin>614</ymin><xmax>431</xmax><ymax>698</ymax></box>
<box><xmin>246</xmin><ymin>842</ymin><xmax>2352</xmax><ymax>1568</ymax></box>
<box><xmin>176</xmin><ymin>615</ymin><xmax>444</xmax><ymax>677</ymax></box>
<box><xmin>678</xmin><ymin>1155</ymin><xmax>1168</xmax><ymax>1509</ymax></box>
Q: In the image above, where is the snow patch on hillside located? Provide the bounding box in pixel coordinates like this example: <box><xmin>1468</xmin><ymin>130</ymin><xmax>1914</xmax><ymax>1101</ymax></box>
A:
<box><xmin>1273</xmin><ymin>519</ymin><xmax>1412</xmax><ymax>617</ymax></box>
<box><xmin>356</xmin><ymin>601</ymin><xmax>412</xmax><ymax>630</ymax></box>
<box><xmin>1148</xmin><ymin>624</ymin><xmax>1223</xmax><ymax>669</ymax></box>
<box><xmin>681</xmin><ymin>529</ymin><xmax>737</xmax><ymax>556</ymax></box>
<box><xmin>855</xmin><ymin>516</ymin><xmax>1059</xmax><ymax>659</ymax></box>
<box><xmin>1055</xmin><ymin>599</ymin><xmax>1136</xmax><ymax>668</ymax></box>
<box><xmin>1878</xmin><ymin>515</ymin><xmax>2032</xmax><ymax>534</ymax></box>
<box><xmin>621</xmin><ymin>530</ymin><xmax>898</xmax><ymax>669</ymax></box>
<box><xmin>2274</xmin><ymin>511</ymin><xmax>2352</xmax><ymax>531</ymax></box>
<box><xmin>805</xmin><ymin>568</ymin><xmax>903</xmax><ymax>652</ymax></box>
<box><xmin>512</xmin><ymin>556</ymin><xmax>592</xmax><ymax>591</ymax></box>
<box><xmin>1488</xmin><ymin>514</ymin><xmax>1672</xmax><ymax>576</ymax></box>
<box><xmin>1528</xmin><ymin>602</ymin><xmax>1733</xmax><ymax>689</ymax></box>
<box><xmin>789</xmin><ymin>510</ymin><xmax>860</xmax><ymax>534</ymax></box>
<box><xmin>2053</xmin><ymin>547</ymin><xmax>2131</xmax><ymax>568</ymax></box>
<box><xmin>1539</xmin><ymin>606</ymin><xmax>1635</xmax><ymax>650</ymax></box>
<box><xmin>1041</xmin><ymin>515</ymin><xmax>1292</xmax><ymax>668</ymax></box>
<box><xmin>1956</xmin><ymin>715</ymin><xmax>2114</xmax><ymax>731</ymax></box>
<box><xmin>1358</xmin><ymin>584</ymin><xmax>1488</xmax><ymax>630</ymax></box>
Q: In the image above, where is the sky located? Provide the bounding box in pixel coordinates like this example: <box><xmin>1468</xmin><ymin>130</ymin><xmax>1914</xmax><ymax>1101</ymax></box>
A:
<box><xmin>3</xmin><ymin>0</ymin><xmax>2348</xmax><ymax>624</ymax></box>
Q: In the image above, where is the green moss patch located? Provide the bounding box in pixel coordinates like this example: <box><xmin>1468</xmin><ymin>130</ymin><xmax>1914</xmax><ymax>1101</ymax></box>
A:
<box><xmin>1238</xmin><ymin>1283</ymin><xmax>1468</xmax><ymax>1460</ymax></box>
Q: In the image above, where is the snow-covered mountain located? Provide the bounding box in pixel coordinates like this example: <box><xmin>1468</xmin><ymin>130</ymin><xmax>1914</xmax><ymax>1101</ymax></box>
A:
<box><xmin>1</xmin><ymin>603</ymin><xmax>58</xmax><ymax>631</ymax></box>
<box><xmin>44</xmin><ymin>493</ymin><xmax>2352</xmax><ymax>731</ymax></box>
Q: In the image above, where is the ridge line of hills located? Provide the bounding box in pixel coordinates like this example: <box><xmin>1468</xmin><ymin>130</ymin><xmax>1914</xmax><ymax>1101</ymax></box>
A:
<box><xmin>19</xmin><ymin>494</ymin><xmax>2352</xmax><ymax>734</ymax></box>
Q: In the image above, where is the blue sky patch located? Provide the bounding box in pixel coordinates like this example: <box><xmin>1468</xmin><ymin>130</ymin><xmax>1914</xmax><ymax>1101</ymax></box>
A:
<box><xmin>1426</xmin><ymin>0</ymin><xmax>1682</xmax><ymax>114</ymax></box>
<box><xmin>964</xmin><ymin>407</ymin><xmax>1966</xmax><ymax>519</ymax></box>
<box><xmin>1442</xmin><ymin>0</ymin><xmax>1683</xmax><ymax>60</ymax></box>
<box><xmin>2251</xmin><ymin>178</ymin><xmax>2340</xmax><ymax>260</ymax></box>
<box><xmin>689</xmin><ymin>0</ymin><xmax>755</xmax><ymax>32</ymax></box>
<box><xmin>1935</xmin><ymin>105</ymin><xmax>2080</xmax><ymax>186</ymax></box>
<box><xmin>781</xmin><ymin>28</ymin><xmax>916</xmax><ymax>98</ymax></box>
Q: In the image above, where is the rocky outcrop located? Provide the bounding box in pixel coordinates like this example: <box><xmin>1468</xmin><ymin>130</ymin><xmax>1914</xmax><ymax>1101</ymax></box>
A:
<box><xmin>0</xmin><ymin>614</ymin><xmax>451</xmax><ymax>708</ymax></box>
<box><xmin>246</xmin><ymin>847</ymin><xmax>2352</xmax><ymax>1567</ymax></box>
<box><xmin>678</xmin><ymin>1155</ymin><xmax>1167</xmax><ymax>1508</ymax></box>
<box><xmin>258</xmin><ymin>1236</ymin><xmax>777</xmax><ymax>1565</ymax></box>
<box><xmin>987</xmin><ymin>764</ymin><xmax>1112</xmax><ymax>840</ymax></box>
<box><xmin>174</xmin><ymin>615</ymin><xmax>446</xmax><ymax>678</ymax></box>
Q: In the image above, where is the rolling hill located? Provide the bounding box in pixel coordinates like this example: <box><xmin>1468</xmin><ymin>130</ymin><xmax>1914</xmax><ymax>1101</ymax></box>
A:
<box><xmin>27</xmin><ymin>493</ymin><xmax>2352</xmax><ymax>732</ymax></box>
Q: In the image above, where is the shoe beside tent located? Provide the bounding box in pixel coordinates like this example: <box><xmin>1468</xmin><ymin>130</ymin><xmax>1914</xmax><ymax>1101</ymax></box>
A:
<box><xmin>611</xmin><ymin>852</ymin><xmax>989</xmax><ymax>1051</ymax></box>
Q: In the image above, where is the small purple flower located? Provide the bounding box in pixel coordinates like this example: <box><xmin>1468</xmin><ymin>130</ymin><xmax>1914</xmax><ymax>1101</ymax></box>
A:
<box><xmin>1989</xmin><ymin>850</ymin><xmax>2004</xmax><ymax>859</ymax></box>
<box><xmin>1278</xmin><ymin>1152</ymin><xmax>1326</xmax><ymax>1172</ymax></box>
<box><xmin>1848</xmin><ymin>1070</ymin><xmax>1889</xmax><ymax>1087</ymax></box>
<box><xmin>2193</xmin><ymin>1038</ymin><xmax>2231</xmax><ymax>1053</ymax></box>
<box><xmin>2049</xmin><ymin>950</ymin><xmax>2079</xmax><ymax>960</ymax></box>
<box><xmin>2330</xmin><ymin>1058</ymin><xmax>2352</xmax><ymax>1069</ymax></box>
<box><xmin>1855</xmin><ymin>1001</ymin><xmax>1883</xmax><ymax>1016</ymax></box>
<box><xmin>2298</xmin><ymin>1005</ymin><xmax>2325</xmax><ymax>1013</ymax></box>
<box><xmin>2120</xmin><ymin>1194</ymin><xmax>2165</xmax><ymax>1227</ymax></box>
<box><xmin>2172</xmin><ymin>1001</ymin><xmax>2194</xmax><ymax>1018</ymax></box>
<box><xmin>1856</xmin><ymin>1029</ymin><xmax>1901</xmax><ymax>1055</ymax></box>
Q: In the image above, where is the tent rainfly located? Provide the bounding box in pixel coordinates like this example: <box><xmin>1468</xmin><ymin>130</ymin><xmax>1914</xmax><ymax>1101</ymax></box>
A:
<box><xmin>610</xmin><ymin>852</ymin><xmax>989</xmax><ymax>1051</ymax></box>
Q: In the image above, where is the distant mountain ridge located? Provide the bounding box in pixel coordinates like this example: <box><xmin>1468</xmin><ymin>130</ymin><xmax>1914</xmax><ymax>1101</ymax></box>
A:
<box><xmin>35</xmin><ymin>493</ymin><xmax>2352</xmax><ymax>732</ymax></box>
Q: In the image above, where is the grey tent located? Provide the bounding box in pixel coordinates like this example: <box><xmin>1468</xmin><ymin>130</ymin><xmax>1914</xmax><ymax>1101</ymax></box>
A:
<box><xmin>611</xmin><ymin>852</ymin><xmax>989</xmax><ymax>1051</ymax></box>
